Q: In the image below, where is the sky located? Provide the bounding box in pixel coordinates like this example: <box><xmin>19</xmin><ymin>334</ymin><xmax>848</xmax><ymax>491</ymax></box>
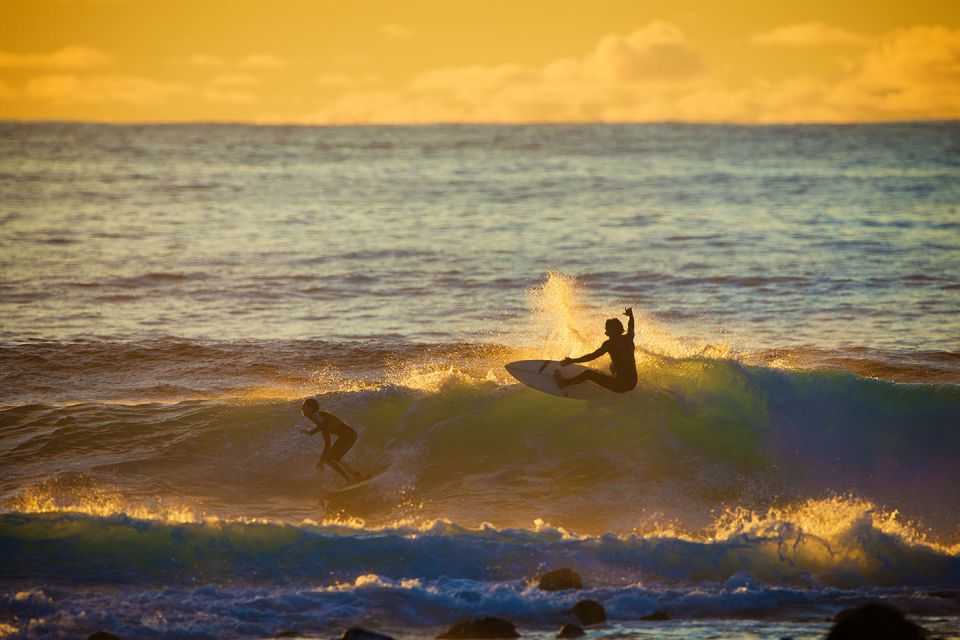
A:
<box><xmin>1</xmin><ymin>0</ymin><xmax>959</xmax><ymax>124</ymax></box>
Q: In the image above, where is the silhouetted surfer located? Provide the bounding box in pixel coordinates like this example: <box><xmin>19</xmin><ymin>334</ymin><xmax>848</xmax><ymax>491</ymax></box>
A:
<box><xmin>300</xmin><ymin>398</ymin><xmax>365</xmax><ymax>484</ymax></box>
<box><xmin>555</xmin><ymin>307</ymin><xmax>638</xmax><ymax>393</ymax></box>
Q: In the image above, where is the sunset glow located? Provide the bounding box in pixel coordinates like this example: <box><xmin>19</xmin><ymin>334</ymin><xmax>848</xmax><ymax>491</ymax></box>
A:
<box><xmin>3</xmin><ymin>0</ymin><xmax>959</xmax><ymax>123</ymax></box>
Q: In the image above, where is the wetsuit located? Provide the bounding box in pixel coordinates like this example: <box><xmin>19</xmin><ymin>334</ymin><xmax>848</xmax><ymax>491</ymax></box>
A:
<box><xmin>562</xmin><ymin>314</ymin><xmax>638</xmax><ymax>393</ymax></box>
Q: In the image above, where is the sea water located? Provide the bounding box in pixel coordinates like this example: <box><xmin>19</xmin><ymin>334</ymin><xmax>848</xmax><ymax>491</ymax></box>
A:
<box><xmin>0</xmin><ymin>122</ymin><xmax>958</xmax><ymax>639</ymax></box>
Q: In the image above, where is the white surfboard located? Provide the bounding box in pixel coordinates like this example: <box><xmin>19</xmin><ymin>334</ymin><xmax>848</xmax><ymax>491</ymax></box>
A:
<box><xmin>504</xmin><ymin>360</ymin><xmax>604</xmax><ymax>400</ymax></box>
<box><xmin>323</xmin><ymin>462</ymin><xmax>393</xmax><ymax>495</ymax></box>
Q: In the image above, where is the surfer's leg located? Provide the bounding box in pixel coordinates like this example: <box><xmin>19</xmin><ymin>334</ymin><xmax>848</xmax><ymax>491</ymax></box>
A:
<box><xmin>326</xmin><ymin>460</ymin><xmax>356</xmax><ymax>483</ymax></box>
<box><xmin>565</xmin><ymin>370</ymin><xmax>634</xmax><ymax>393</ymax></box>
<box><xmin>327</xmin><ymin>431</ymin><xmax>357</xmax><ymax>461</ymax></box>
<box><xmin>339</xmin><ymin>460</ymin><xmax>365</xmax><ymax>481</ymax></box>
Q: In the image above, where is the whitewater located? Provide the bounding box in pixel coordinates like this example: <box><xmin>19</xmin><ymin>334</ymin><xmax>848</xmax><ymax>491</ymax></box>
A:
<box><xmin>1</xmin><ymin>122</ymin><xmax>959</xmax><ymax>639</ymax></box>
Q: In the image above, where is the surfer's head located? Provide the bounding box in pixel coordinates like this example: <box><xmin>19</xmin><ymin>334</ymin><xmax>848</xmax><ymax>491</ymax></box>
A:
<box><xmin>605</xmin><ymin>318</ymin><xmax>624</xmax><ymax>337</ymax></box>
<box><xmin>301</xmin><ymin>397</ymin><xmax>320</xmax><ymax>417</ymax></box>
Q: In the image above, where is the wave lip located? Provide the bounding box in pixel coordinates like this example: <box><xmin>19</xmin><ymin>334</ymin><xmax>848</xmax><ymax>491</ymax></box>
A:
<box><xmin>1</xmin><ymin>513</ymin><xmax>960</xmax><ymax>638</ymax></box>
<box><xmin>1</xmin><ymin>511</ymin><xmax>958</xmax><ymax>588</ymax></box>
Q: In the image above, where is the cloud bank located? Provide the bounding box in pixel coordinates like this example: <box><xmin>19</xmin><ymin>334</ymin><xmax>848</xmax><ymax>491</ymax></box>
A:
<box><xmin>0</xmin><ymin>46</ymin><xmax>111</xmax><ymax>69</ymax></box>
<box><xmin>2</xmin><ymin>23</ymin><xmax>958</xmax><ymax>123</ymax></box>
<box><xmin>750</xmin><ymin>22</ymin><xmax>870</xmax><ymax>47</ymax></box>
<box><xmin>292</xmin><ymin>22</ymin><xmax>960</xmax><ymax>124</ymax></box>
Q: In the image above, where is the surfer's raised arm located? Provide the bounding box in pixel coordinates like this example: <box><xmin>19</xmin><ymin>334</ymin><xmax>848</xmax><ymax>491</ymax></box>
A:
<box><xmin>625</xmin><ymin>307</ymin><xmax>634</xmax><ymax>339</ymax></box>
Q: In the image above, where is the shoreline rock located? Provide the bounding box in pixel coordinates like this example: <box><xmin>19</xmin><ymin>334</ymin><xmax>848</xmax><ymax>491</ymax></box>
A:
<box><xmin>569</xmin><ymin>600</ymin><xmax>606</xmax><ymax>626</ymax></box>
<box><xmin>437</xmin><ymin>617</ymin><xmax>520</xmax><ymax>639</ymax></box>
<box><xmin>537</xmin><ymin>568</ymin><xmax>583</xmax><ymax>591</ymax></box>
<box><xmin>557</xmin><ymin>624</ymin><xmax>584</xmax><ymax>638</ymax></box>
<box><xmin>827</xmin><ymin>603</ymin><xmax>925</xmax><ymax>640</ymax></box>
<box><xmin>341</xmin><ymin>628</ymin><xmax>396</xmax><ymax>640</ymax></box>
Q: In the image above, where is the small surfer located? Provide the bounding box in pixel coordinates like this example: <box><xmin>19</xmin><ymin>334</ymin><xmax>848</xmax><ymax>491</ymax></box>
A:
<box><xmin>555</xmin><ymin>307</ymin><xmax>638</xmax><ymax>393</ymax></box>
<box><xmin>300</xmin><ymin>398</ymin><xmax>365</xmax><ymax>484</ymax></box>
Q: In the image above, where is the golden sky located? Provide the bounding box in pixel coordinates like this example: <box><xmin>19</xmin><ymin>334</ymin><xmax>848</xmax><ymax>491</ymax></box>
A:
<box><xmin>1</xmin><ymin>0</ymin><xmax>959</xmax><ymax>123</ymax></box>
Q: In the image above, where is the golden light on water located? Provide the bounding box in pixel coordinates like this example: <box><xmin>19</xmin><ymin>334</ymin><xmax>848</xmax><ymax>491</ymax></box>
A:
<box><xmin>2</xmin><ymin>0</ymin><xmax>958</xmax><ymax>123</ymax></box>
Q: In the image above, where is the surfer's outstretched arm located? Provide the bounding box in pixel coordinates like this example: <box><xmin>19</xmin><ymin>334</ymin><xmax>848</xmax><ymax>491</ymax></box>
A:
<box><xmin>561</xmin><ymin>345</ymin><xmax>607</xmax><ymax>366</ymax></box>
<box><xmin>624</xmin><ymin>307</ymin><xmax>634</xmax><ymax>339</ymax></box>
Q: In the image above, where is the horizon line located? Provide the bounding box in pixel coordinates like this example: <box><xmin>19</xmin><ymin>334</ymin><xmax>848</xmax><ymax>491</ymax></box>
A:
<box><xmin>2</xmin><ymin>117</ymin><xmax>959</xmax><ymax>128</ymax></box>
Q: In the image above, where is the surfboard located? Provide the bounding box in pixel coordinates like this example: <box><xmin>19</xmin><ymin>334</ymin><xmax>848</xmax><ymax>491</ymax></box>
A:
<box><xmin>504</xmin><ymin>360</ymin><xmax>604</xmax><ymax>400</ymax></box>
<box><xmin>323</xmin><ymin>462</ymin><xmax>393</xmax><ymax>495</ymax></box>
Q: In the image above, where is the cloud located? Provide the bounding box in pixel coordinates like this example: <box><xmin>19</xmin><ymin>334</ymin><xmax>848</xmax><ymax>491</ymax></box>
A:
<box><xmin>826</xmin><ymin>25</ymin><xmax>960</xmax><ymax>119</ymax></box>
<box><xmin>210</xmin><ymin>73</ymin><xmax>260</xmax><ymax>87</ymax></box>
<box><xmin>315</xmin><ymin>72</ymin><xmax>383</xmax><ymax>88</ymax></box>
<box><xmin>0</xmin><ymin>45</ymin><xmax>111</xmax><ymax>69</ymax></box>
<box><xmin>381</xmin><ymin>24</ymin><xmax>414</xmax><ymax>39</ymax></box>
<box><xmin>239</xmin><ymin>54</ymin><xmax>286</xmax><ymax>69</ymax></box>
<box><xmin>751</xmin><ymin>22</ymin><xmax>871</xmax><ymax>47</ymax></box>
<box><xmin>584</xmin><ymin>21</ymin><xmax>707</xmax><ymax>83</ymax></box>
<box><xmin>178</xmin><ymin>53</ymin><xmax>285</xmax><ymax>69</ymax></box>
<box><xmin>0</xmin><ymin>79</ymin><xmax>17</xmax><ymax>98</ymax></box>
<box><xmin>203</xmin><ymin>73</ymin><xmax>261</xmax><ymax>103</ymax></box>
<box><xmin>305</xmin><ymin>21</ymin><xmax>709</xmax><ymax>123</ymax></box>
<box><xmin>334</xmin><ymin>54</ymin><xmax>368</xmax><ymax>66</ymax></box>
<box><xmin>24</xmin><ymin>74</ymin><xmax>187</xmax><ymax>105</ymax></box>
<box><xmin>185</xmin><ymin>54</ymin><xmax>226</xmax><ymax>68</ymax></box>
<box><xmin>295</xmin><ymin>22</ymin><xmax>960</xmax><ymax>124</ymax></box>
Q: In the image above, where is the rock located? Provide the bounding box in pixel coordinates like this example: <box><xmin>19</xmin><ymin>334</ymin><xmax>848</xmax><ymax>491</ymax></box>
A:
<box><xmin>87</xmin><ymin>633</ymin><xmax>120</xmax><ymax>640</ymax></box>
<box><xmin>640</xmin><ymin>610</ymin><xmax>670</xmax><ymax>621</ymax></box>
<box><xmin>437</xmin><ymin>617</ymin><xmax>520</xmax><ymax>639</ymax></box>
<box><xmin>557</xmin><ymin>624</ymin><xmax>584</xmax><ymax>638</ymax></box>
<box><xmin>537</xmin><ymin>568</ymin><xmax>583</xmax><ymax>591</ymax></box>
<box><xmin>827</xmin><ymin>603</ymin><xmax>925</xmax><ymax>640</ymax></box>
<box><xmin>274</xmin><ymin>632</ymin><xmax>303</xmax><ymax>638</ymax></box>
<box><xmin>569</xmin><ymin>600</ymin><xmax>606</xmax><ymax>626</ymax></box>
<box><xmin>340</xmin><ymin>628</ymin><xmax>396</xmax><ymax>640</ymax></box>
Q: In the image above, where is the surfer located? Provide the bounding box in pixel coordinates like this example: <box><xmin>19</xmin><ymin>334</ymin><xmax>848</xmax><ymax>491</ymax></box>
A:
<box><xmin>555</xmin><ymin>307</ymin><xmax>638</xmax><ymax>393</ymax></box>
<box><xmin>300</xmin><ymin>398</ymin><xmax>365</xmax><ymax>484</ymax></box>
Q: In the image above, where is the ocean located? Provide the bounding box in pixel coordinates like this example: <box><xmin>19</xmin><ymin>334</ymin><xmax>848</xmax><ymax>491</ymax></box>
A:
<box><xmin>1</xmin><ymin>121</ymin><xmax>958</xmax><ymax>639</ymax></box>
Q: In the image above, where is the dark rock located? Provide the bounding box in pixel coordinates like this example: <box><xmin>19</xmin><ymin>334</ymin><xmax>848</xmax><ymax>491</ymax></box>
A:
<box><xmin>437</xmin><ymin>617</ymin><xmax>520</xmax><ymax>639</ymax></box>
<box><xmin>569</xmin><ymin>600</ymin><xmax>606</xmax><ymax>626</ymax></box>
<box><xmin>827</xmin><ymin>603</ymin><xmax>925</xmax><ymax>640</ymax></box>
<box><xmin>640</xmin><ymin>610</ymin><xmax>670</xmax><ymax>621</ymax></box>
<box><xmin>557</xmin><ymin>624</ymin><xmax>584</xmax><ymax>638</ymax></box>
<box><xmin>537</xmin><ymin>568</ymin><xmax>583</xmax><ymax>591</ymax></box>
<box><xmin>88</xmin><ymin>633</ymin><xmax>120</xmax><ymax>640</ymax></box>
<box><xmin>341</xmin><ymin>628</ymin><xmax>396</xmax><ymax>640</ymax></box>
<box><xmin>274</xmin><ymin>632</ymin><xmax>303</xmax><ymax>638</ymax></box>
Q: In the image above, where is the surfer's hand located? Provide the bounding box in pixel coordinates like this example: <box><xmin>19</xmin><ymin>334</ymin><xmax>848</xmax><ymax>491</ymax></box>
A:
<box><xmin>624</xmin><ymin>307</ymin><xmax>633</xmax><ymax>317</ymax></box>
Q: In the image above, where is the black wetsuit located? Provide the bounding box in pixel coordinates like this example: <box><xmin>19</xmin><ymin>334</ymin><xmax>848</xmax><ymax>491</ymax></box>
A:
<box><xmin>565</xmin><ymin>329</ymin><xmax>638</xmax><ymax>393</ymax></box>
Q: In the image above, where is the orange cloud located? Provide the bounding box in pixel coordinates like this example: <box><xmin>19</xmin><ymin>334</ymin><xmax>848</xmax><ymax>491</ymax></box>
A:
<box><xmin>238</xmin><ymin>54</ymin><xmax>286</xmax><ymax>69</ymax></box>
<box><xmin>204</xmin><ymin>73</ymin><xmax>260</xmax><ymax>103</ymax></box>
<box><xmin>827</xmin><ymin>25</ymin><xmax>960</xmax><ymax>119</ymax></box>
<box><xmin>24</xmin><ymin>74</ymin><xmax>187</xmax><ymax>105</ymax></box>
<box><xmin>180</xmin><ymin>54</ymin><xmax>285</xmax><ymax>69</ymax></box>
<box><xmin>0</xmin><ymin>46</ymin><xmax>111</xmax><ymax>69</ymax></box>
<box><xmin>184</xmin><ymin>54</ymin><xmax>226</xmax><ymax>68</ymax></box>
<box><xmin>298</xmin><ymin>22</ymin><xmax>710</xmax><ymax>124</ymax></box>
<box><xmin>0</xmin><ymin>79</ymin><xmax>16</xmax><ymax>98</ymax></box>
<box><xmin>315</xmin><ymin>72</ymin><xmax>383</xmax><ymax>88</ymax></box>
<box><xmin>292</xmin><ymin>22</ymin><xmax>959</xmax><ymax>124</ymax></box>
<box><xmin>751</xmin><ymin>22</ymin><xmax>870</xmax><ymax>47</ymax></box>
<box><xmin>381</xmin><ymin>24</ymin><xmax>414</xmax><ymax>39</ymax></box>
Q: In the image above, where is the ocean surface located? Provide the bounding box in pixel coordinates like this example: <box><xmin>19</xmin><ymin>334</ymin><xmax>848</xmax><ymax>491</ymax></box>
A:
<box><xmin>1</xmin><ymin>121</ymin><xmax>959</xmax><ymax>639</ymax></box>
